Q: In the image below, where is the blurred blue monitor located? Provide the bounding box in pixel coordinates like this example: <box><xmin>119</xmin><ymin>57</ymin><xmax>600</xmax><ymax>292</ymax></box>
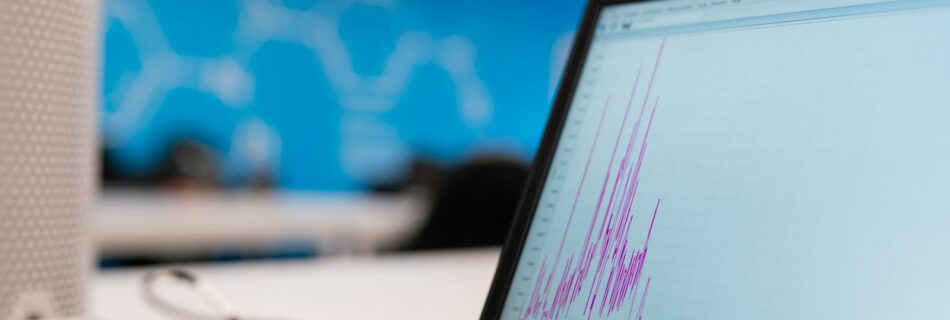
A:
<box><xmin>102</xmin><ymin>0</ymin><xmax>584</xmax><ymax>190</ymax></box>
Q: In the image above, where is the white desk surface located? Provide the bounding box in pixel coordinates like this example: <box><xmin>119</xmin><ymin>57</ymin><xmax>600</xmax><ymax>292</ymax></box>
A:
<box><xmin>93</xmin><ymin>248</ymin><xmax>501</xmax><ymax>320</ymax></box>
<box><xmin>96</xmin><ymin>190</ymin><xmax>427</xmax><ymax>256</ymax></box>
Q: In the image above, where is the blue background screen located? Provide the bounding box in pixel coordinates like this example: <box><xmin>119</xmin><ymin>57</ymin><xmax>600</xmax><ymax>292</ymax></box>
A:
<box><xmin>102</xmin><ymin>0</ymin><xmax>584</xmax><ymax>190</ymax></box>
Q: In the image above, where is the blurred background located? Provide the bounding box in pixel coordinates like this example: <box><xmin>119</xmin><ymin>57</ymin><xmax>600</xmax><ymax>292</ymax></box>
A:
<box><xmin>96</xmin><ymin>0</ymin><xmax>584</xmax><ymax>267</ymax></box>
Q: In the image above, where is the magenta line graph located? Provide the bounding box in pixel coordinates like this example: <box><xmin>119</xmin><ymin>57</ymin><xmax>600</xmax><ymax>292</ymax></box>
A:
<box><xmin>519</xmin><ymin>39</ymin><xmax>667</xmax><ymax>320</ymax></box>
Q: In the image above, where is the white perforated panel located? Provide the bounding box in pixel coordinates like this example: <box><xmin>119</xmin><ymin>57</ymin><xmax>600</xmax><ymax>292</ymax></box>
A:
<box><xmin>0</xmin><ymin>0</ymin><xmax>98</xmax><ymax>319</ymax></box>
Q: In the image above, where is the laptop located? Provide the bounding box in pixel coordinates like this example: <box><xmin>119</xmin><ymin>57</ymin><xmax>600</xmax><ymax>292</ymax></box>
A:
<box><xmin>481</xmin><ymin>0</ymin><xmax>950</xmax><ymax>319</ymax></box>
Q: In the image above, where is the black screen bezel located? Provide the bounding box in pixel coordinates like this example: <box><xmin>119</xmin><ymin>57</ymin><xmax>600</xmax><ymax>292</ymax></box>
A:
<box><xmin>479</xmin><ymin>0</ymin><xmax>659</xmax><ymax>318</ymax></box>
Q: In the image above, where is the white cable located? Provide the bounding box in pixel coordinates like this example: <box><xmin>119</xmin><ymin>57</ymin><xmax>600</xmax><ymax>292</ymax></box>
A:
<box><xmin>142</xmin><ymin>269</ymin><xmax>241</xmax><ymax>320</ymax></box>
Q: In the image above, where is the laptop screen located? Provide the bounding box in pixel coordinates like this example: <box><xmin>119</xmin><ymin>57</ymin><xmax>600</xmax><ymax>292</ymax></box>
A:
<box><xmin>501</xmin><ymin>0</ymin><xmax>950</xmax><ymax>319</ymax></box>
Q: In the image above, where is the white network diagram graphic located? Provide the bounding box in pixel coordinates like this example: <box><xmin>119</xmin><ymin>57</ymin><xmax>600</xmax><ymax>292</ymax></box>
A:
<box><xmin>104</xmin><ymin>0</ymin><xmax>572</xmax><ymax>184</ymax></box>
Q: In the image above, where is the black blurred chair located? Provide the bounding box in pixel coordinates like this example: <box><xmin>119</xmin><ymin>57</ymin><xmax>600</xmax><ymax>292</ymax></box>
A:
<box><xmin>405</xmin><ymin>157</ymin><xmax>530</xmax><ymax>251</ymax></box>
